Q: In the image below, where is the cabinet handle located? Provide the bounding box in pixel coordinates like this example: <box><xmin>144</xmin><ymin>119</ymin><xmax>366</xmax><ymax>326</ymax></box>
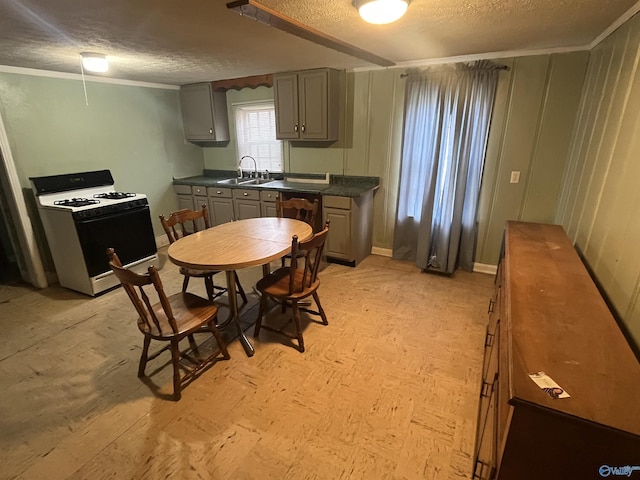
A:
<box><xmin>480</xmin><ymin>373</ymin><xmax>498</xmax><ymax>397</ymax></box>
<box><xmin>209</xmin><ymin>127</ymin><xmax>213</xmax><ymax>134</ymax></box>
<box><xmin>473</xmin><ymin>459</ymin><xmax>493</xmax><ymax>479</ymax></box>
<box><xmin>294</xmin><ymin>123</ymin><xmax>299</xmax><ymax>132</ymax></box>
<box><xmin>216</xmin><ymin>191</ymin><xmax>222</xmax><ymax>195</ymax></box>
<box><xmin>243</xmin><ymin>192</ymin><xmax>248</xmax><ymax>196</ymax></box>
<box><xmin>480</xmin><ymin>381</ymin><xmax>492</xmax><ymax>398</ymax></box>
<box><xmin>487</xmin><ymin>298</ymin><xmax>495</xmax><ymax>314</ymax></box>
<box><xmin>485</xmin><ymin>331</ymin><xmax>494</xmax><ymax>348</ymax></box>
<box><xmin>301</xmin><ymin>123</ymin><xmax>306</xmax><ymax>133</ymax></box>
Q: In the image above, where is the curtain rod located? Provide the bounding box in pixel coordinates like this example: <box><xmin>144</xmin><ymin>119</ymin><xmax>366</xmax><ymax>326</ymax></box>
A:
<box><xmin>400</xmin><ymin>62</ymin><xmax>509</xmax><ymax>78</ymax></box>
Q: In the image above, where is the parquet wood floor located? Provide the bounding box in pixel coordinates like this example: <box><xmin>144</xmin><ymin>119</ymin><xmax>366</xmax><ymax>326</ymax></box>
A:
<box><xmin>0</xmin><ymin>251</ymin><xmax>493</xmax><ymax>480</ymax></box>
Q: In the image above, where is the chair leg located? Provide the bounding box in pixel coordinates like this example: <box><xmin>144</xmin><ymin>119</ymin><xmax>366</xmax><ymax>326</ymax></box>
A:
<box><xmin>204</xmin><ymin>275</ymin><xmax>215</xmax><ymax>301</ymax></box>
<box><xmin>254</xmin><ymin>293</ymin><xmax>268</xmax><ymax>338</ymax></box>
<box><xmin>312</xmin><ymin>292</ymin><xmax>328</xmax><ymax>325</ymax></box>
<box><xmin>235</xmin><ymin>272</ymin><xmax>248</xmax><ymax>304</ymax></box>
<box><xmin>187</xmin><ymin>334</ymin><xmax>198</xmax><ymax>352</ymax></box>
<box><xmin>170</xmin><ymin>339</ymin><xmax>181</xmax><ymax>401</ymax></box>
<box><xmin>291</xmin><ymin>302</ymin><xmax>305</xmax><ymax>353</ymax></box>
<box><xmin>182</xmin><ymin>274</ymin><xmax>190</xmax><ymax>293</ymax></box>
<box><xmin>209</xmin><ymin>321</ymin><xmax>230</xmax><ymax>360</ymax></box>
<box><xmin>138</xmin><ymin>336</ymin><xmax>151</xmax><ymax>377</ymax></box>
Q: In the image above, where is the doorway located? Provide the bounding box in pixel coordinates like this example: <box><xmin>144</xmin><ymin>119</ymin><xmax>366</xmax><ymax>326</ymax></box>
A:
<box><xmin>0</xmin><ymin>208</ymin><xmax>20</xmax><ymax>283</ymax></box>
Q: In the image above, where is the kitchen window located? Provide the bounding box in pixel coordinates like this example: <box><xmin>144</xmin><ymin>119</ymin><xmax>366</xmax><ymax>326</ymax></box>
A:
<box><xmin>233</xmin><ymin>101</ymin><xmax>282</xmax><ymax>173</ymax></box>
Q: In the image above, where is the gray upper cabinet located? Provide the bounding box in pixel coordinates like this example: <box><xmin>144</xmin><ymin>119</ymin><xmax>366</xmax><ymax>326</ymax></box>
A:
<box><xmin>273</xmin><ymin>68</ymin><xmax>340</xmax><ymax>141</ymax></box>
<box><xmin>179</xmin><ymin>83</ymin><xmax>230</xmax><ymax>143</ymax></box>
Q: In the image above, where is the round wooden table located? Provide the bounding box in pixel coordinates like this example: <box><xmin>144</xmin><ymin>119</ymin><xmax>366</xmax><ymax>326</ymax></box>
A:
<box><xmin>167</xmin><ymin>217</ymin><xmax>313</xmax><ymax>356</ymax></box>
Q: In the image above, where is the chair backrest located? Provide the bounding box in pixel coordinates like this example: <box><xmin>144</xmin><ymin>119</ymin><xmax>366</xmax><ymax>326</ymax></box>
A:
<box><xmin>276</xmin><ymin>197</ymin><xmax>319</xmax><ymax>230</ymax></box>
<box><xmin>288</xmin><ymin>220</ymin><xmax>330</xmax><ymax>294</ymax></box>
<box><xmin>107</xmin><ymin>248</ymin><xmax>178</xmax><ymax>334</ymax></box>
<box><xmin>159</xmin><ymin>205</ymin><xmax>210</xmax><ymax>244</ymax></box>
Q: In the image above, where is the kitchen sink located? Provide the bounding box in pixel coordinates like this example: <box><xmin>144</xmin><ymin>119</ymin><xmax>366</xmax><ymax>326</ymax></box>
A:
<box><xmin>217</xmin><ymin>178</ymin><xmax>247</xmax><ymax>185</ymax></box>
<box><xmin>239</xmin><ymin>178</ymin><xmax>276</xmax><ymax>185</ymax></box>
<box><xmin>217</xmin><ymin>178</ymin><xmax>275</xmax><ymax>186</ymax></box>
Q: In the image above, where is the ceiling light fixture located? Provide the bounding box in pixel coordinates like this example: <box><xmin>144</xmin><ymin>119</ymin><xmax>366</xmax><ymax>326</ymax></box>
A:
<box><xmin>353</xmin><ymin>0</ymin><xmax>410</xmax><ymax>25</ymax></box>
<box><xmin>80</xmin><ymin>52</ymin><xmax>109</xmax><ymax>73</ymax></box>
<box><xmin>226</xmin><ymin>0</ymin><xmax>395</xmax><ymax>67</ymax></box>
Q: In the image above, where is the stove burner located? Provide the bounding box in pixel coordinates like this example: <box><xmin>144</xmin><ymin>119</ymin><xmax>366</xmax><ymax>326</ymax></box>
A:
<box><xmin>54</xmin><ymin>198</ymin><xmax>101</xmax><ymax>208</ymax></box>
<box><xmin>93</xmin><ymin>192</ymin><xmax>136</xmax><ymax>200</ymax></box>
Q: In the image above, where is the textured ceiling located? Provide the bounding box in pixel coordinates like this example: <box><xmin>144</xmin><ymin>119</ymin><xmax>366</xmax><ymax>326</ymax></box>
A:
<box><xmin>0</xmin><ymin>0</ymin><xmax>637</xmax><ymax>86</ymax></box>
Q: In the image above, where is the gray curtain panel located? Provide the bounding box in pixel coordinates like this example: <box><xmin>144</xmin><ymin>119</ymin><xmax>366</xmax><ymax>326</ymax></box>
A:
<box><xmin>393</xmin><ymin>62</ymin><xmax>500</xmax><ymax>274</ymax></box>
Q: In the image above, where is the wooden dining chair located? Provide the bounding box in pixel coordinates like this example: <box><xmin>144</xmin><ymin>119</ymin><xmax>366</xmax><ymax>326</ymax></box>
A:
<box><xmin>253</xmin><ymin>221</ymin><xmax>330</xmax><ymax>352</ymax></box>
<box><xmin>107</xmin><ymin>248</ymin><xmax>230</xmax><ymax>400</ymax></box>
<box><xmin>276</xmin><ymin>197</ymin><xmax>319</xmax><ymax>266</ymax></box>
<box><xmin>160</xmin><ymin>205</ymin><xmax>247</xmax><ymax>304</ymax></box>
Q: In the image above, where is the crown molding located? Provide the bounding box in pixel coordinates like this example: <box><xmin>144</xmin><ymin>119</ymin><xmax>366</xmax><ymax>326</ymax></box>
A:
<box><xmin>0</xmin><ymin>65</ymin><xmax>179</xmax><ymax>90</ymax></box>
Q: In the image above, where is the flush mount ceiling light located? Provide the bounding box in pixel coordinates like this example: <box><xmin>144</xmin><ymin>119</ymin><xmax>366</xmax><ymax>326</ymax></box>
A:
<box><xmin>226</xmin><ymin>0</ymin><xmax>394</xmax><ymax>67</ymax></box>
<box><xmin>353</xmin><ymin>0</ymin><xmax>410</xmax><ymax>25</ymax></box>
<box><xmin>80</xmin><ymin>52</ymin><xmax>109</xmax><ymax>73</ymax></box>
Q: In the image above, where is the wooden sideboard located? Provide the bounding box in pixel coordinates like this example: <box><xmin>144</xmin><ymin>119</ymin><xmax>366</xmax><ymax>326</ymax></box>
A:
<box><xmin>474</xmin><ymin>221</ymin><xmax>640</xmax><ymax>479</ymax></box>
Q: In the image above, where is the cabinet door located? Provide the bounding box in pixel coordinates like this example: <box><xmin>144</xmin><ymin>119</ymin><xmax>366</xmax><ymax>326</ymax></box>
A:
<box><xmin>176</xmin><ymin>194</ymin><xmax>195</xmax><ymax>234</ymax></box>
<box><xmin>177</xmin><ymin>194</ymin><xmax>194</xmax><ymax>212</ymax></box>
<box><xmin>261</xmin><ymin>191</ymin><xmax>279</xmax><ymax>217</ymax></box>
<box><xmin>299</xmin><ymin>70</ymin><xmax>328</xmax><ymax>140</ymax></box>
<box><xmin>274</xmin><ymin>73</ymin><xmax>300</xmax><ymax>139</ymax></box>
<box><xmin>262</xmin><ymin>202</ymin><xmax>278</xmax><ymax>217</ymax></box>
<box><xmin>179</xmin><ymin>83</ymin><xmax>229</xmax><ymax>142</ymax></box>
<box><xmin>208</xmin><ymin>197</ymin><xmax>234</xmax><ymax>226</ymax></box>
<box><xmin>325</xmin><ymin>207</ymin><xmax>351</xmax><ymax>259</ymax></box>
<box><xmin>235</xmin><ymin>200</ymin><xmax>261</xmax><ymax>220</ymax></box>
<box><xmin>180</xmin><ymin>83</ymin><xmax>216</xmax><ymax>141</ymax></box>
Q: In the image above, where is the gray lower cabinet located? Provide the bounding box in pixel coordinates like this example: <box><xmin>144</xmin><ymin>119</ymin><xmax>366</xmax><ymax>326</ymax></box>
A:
<box><xmin>323</xmin><ymin>192</ymin><xmax>374</xmax><ymax>266</ymax></box>
<box><xmin>179</xmin><ymin>82</ymin><xmax>229</xmax><ymax>143</ymax></box>
<box><xmin>177</xmin><ymin>193</ymin><xmax>194</xmax><ymax>212</ymax></box>
<box><xmin>191</xmin><ymin>186</ymin><xmax>208</xmax><ymax>231</ymax></box>
<box><xmin>172</xmin><ymin>185</ymin><xmax>211</xmax><ymax>233</ymax></box>
<box><xmin>207</xmin><ymin>187</ymin><xmax>234</xmax><ymax>226</ymax></box>
<box><xmin>260</xmin><ymin>190</ymin><xmax>279</xmax><ymax>217</ymax></box>
<box><xmin>233</xmin><ymin>188</ymin><xmax>261</xmax><ymax>220</ymax></box>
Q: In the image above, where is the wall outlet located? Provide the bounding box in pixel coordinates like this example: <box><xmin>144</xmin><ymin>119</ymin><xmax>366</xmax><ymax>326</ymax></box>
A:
<box><xmin>510</xmin><ymin>171</ymin><xmax>521</xmax><ymax>184</ymax></box>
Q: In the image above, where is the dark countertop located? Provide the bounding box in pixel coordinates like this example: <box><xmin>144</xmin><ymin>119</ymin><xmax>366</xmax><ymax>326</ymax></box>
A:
<box><xmin>173</xmin><ymin>173</ymin><xmax>379</xmax><ymax>198</ymax></box>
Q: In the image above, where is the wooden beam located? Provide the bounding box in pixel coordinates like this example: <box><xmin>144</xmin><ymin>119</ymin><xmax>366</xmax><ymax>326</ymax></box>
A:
<box><xmin>226</xmin><ymin>0</ymin><xmax>395</xmax><ymax>68</ymax></box>
<box><xmin>211</xmin><ymin>74</ymin><xmax>273</xmax><ymax>91</ymax></box>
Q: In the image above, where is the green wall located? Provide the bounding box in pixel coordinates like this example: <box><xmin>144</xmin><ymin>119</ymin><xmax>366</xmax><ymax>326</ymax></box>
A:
<box><xmin>475</xmin><ymin>52</ymin><xmax>590</xmax><ymax>265</ymax></box>
<box><xmin>0</xmin><ymin>72</ymin><xmax>203</xmax><ymax>250</ymax></box>
<box><xmin>557</xmin><ymin>14</ymin><xmax>640</xmax><ymax>346</ymax></box>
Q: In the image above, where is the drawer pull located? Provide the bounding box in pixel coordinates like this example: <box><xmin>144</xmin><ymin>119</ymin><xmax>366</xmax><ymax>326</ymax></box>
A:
<box><xmin>217</xmin><ymin>191</ymin><xmax>222</xmax><ymax>195</ymax></box>
<box><xmin>473</xmin><ymin>459</ymin><xmax>493</xmax><ymax>479</ymax></box>
<box><xmin>480</xmin><ymin>373</ymin><xmax>498</xmax><ymax>398</ymax></box>
<box><xmin>485</xmin><ymin>332</ymin><xmax>495</xmax><ymax>347</ymax></box>
<box><xmin>243</xmin><ymin>192</ymin><xmax>248</xmax><ymax>196</ymax></box>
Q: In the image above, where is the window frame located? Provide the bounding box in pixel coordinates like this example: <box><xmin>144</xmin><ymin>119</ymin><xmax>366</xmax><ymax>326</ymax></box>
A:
<box><xmin>232</xmin><ymin>100</ymin><xmax>283</xmax><ymax>174</ymax></box>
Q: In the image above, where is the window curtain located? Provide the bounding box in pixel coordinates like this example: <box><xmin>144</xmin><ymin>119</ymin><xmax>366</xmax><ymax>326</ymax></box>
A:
<box><xmin>392</xmin><ymin>62</ymin><xmax>500</xmax><ymax>274</ymax></box>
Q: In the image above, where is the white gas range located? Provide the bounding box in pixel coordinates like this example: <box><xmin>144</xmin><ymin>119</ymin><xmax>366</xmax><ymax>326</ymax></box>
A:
<box><xmin>30</xmin><ymin>170</ymin><xmax>159</xmax><ymax>296</ymax></box>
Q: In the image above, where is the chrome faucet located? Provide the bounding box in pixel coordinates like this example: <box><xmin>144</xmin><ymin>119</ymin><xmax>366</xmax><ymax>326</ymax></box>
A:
<box><xmin>238</xmin><ymin>155</ymin><xmax>258</xmax><ymax>179</ymax></box>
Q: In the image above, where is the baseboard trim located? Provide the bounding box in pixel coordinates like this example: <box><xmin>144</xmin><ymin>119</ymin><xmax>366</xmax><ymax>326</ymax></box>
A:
<box><xmin>473</xmin><ymin>263</ymin><xmax>498</xmax><ymax>275</ymax></box>
<box><xmin>371</xmin><ymin>247</ymin><xmax>393</xmax><ymax>257</ymax></box>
